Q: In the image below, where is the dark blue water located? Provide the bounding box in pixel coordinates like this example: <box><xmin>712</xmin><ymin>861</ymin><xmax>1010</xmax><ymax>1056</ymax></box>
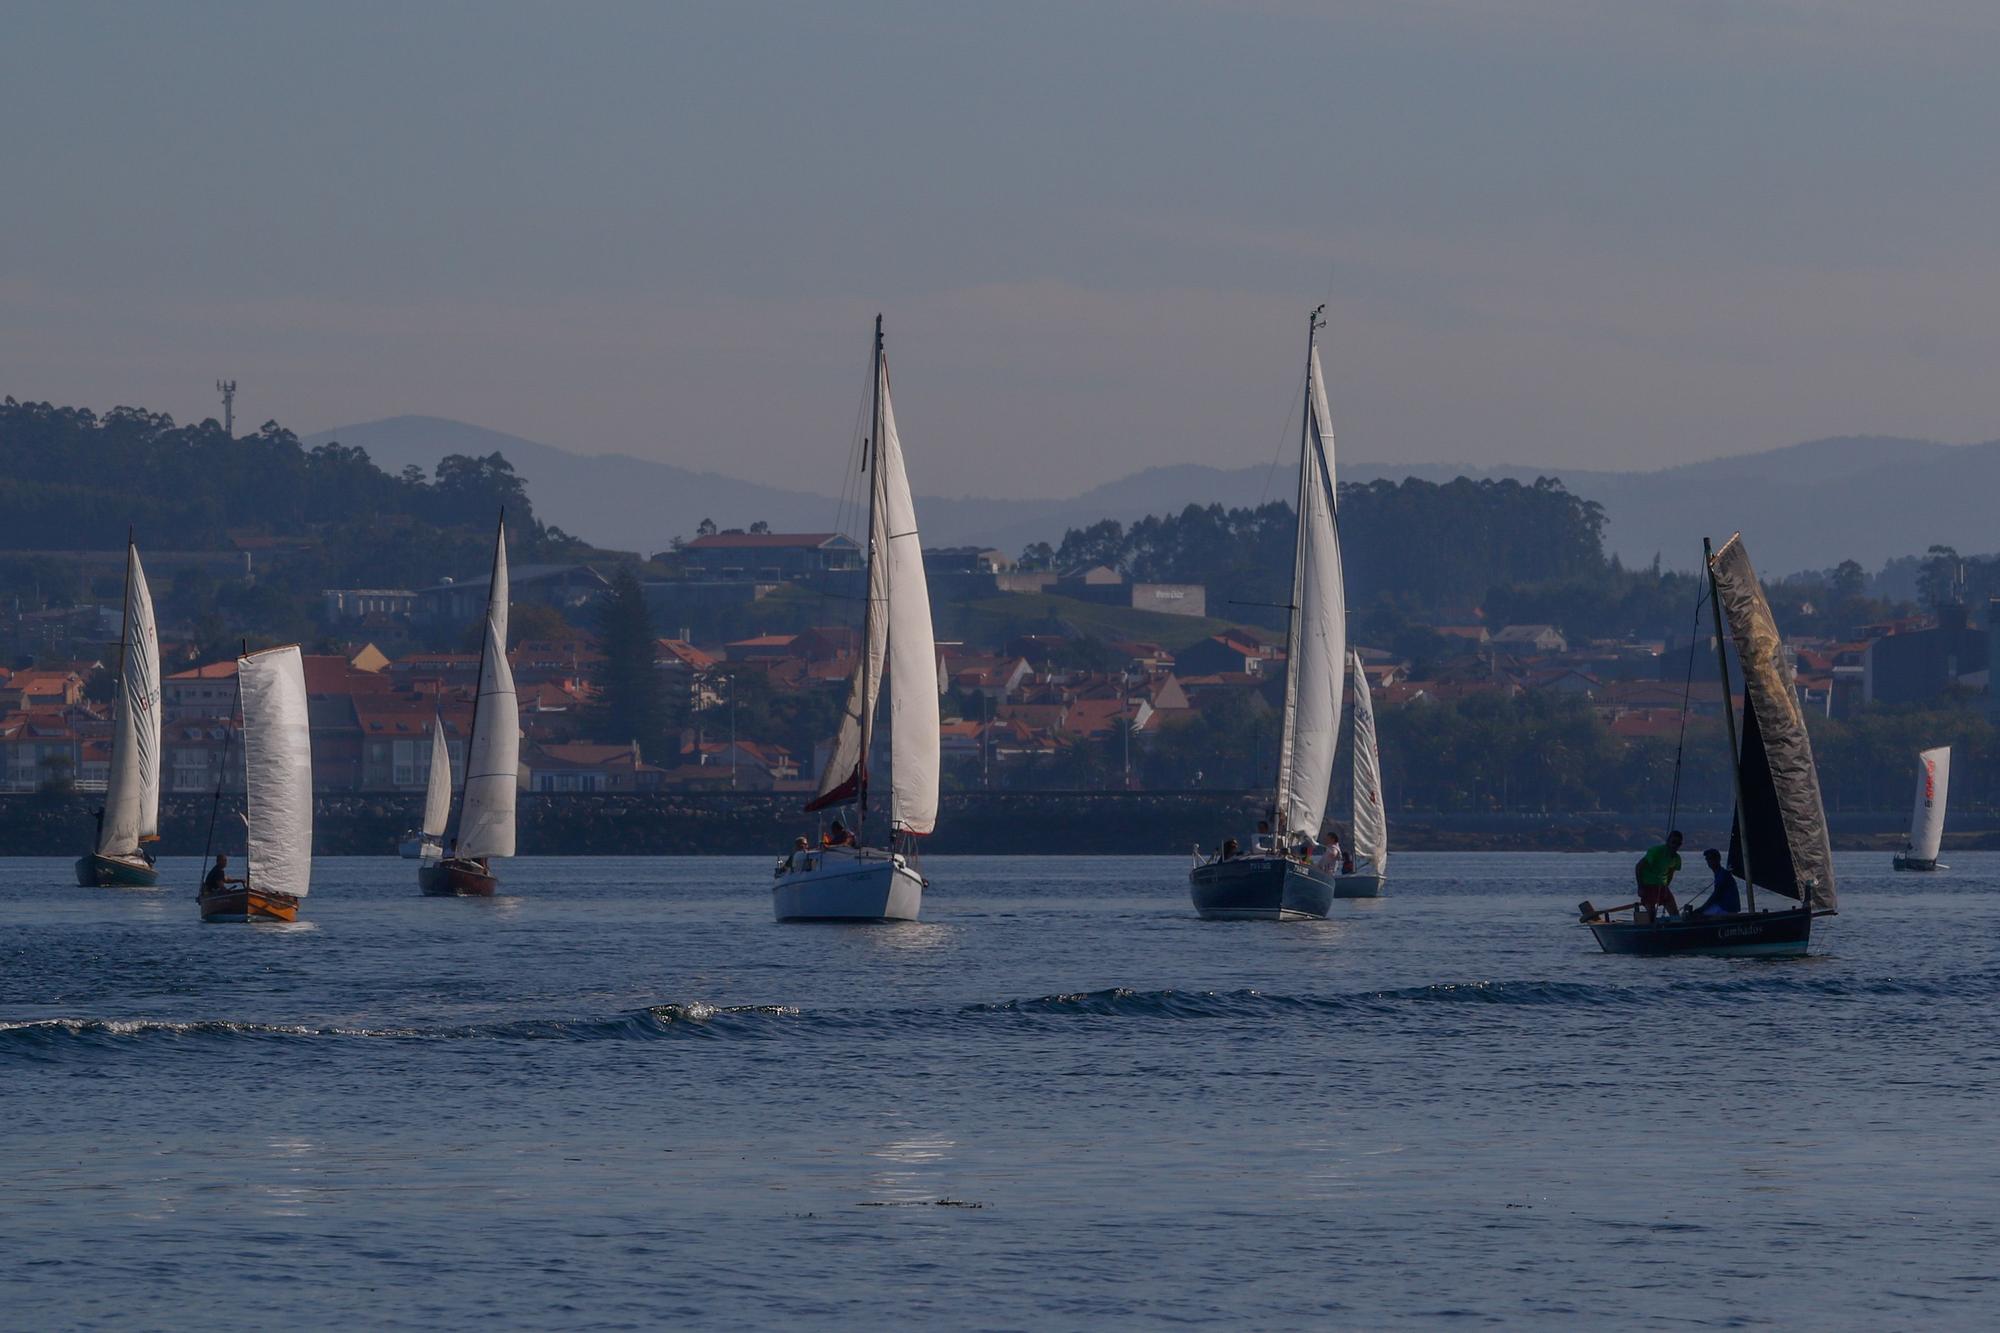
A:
<box><xmin>4</xmin><ymin>853</ymin><xmax>1996</xmax><ymax>1329</ymax></box>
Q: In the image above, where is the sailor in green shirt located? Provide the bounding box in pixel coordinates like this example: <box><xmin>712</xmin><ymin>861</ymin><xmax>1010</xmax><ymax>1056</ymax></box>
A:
<box><xmin>1634</xmin><ymin>830</ymin><xmax>1684</xmax><ymax>915</ymax></box>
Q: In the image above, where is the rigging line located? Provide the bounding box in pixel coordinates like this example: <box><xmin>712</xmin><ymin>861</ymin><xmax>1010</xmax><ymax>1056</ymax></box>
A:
<box><xmin>1665</xmin><ymin>577</ymin><xmax>1707</xmax><ymax>836</ymax></box>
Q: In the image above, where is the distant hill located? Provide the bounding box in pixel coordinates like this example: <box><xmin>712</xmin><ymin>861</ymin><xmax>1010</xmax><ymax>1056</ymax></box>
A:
<box><xmin>307</xmin><ymin>416</ymin><xmax>1997</xmax><ymax>574</ymax></box>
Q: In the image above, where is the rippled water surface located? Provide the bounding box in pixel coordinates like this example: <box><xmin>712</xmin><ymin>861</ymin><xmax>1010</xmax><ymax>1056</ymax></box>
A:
<box><xmin>4</xmin><ymin>853</ymin><xmax>1997</xmax><ymax>1329</ymax></box>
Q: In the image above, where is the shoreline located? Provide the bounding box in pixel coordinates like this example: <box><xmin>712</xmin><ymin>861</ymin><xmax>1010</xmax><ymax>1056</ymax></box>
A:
<box><xmin>2</xmin><ymin>792</ymin><xmax>1980</xmax><ymax>856</ymax></box>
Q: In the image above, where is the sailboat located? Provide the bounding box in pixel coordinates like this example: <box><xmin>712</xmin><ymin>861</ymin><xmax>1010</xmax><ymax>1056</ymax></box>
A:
<box><xmin>419</xmin><ymin>514</ymin><xmax>517</xmax><ymax>896</ymax></box>
<box><xmin>414</xmin><ymin>715</ymin><xmax>452</xmax><ymax>862</ymax></box>
<box><xmin>1334</xmin><ymin>649</ymin><xmax>1389</xmax><ymax>897</ymax></box>
<box><xmin>197</xmin><ymin>645</ymin><xmax>313</xmax><ymax>923</ymax></box>
<box><xmin>1893</xmin><ymin>745</ymin><xmax>1950</xmax><ymax>871</ymax></box>
<box><xmin>1189</xmin><ymin>306</ymin><xmax>1346</xmax><ymax>921</ymax></box>
<box><xmin>774</xmin><ymin>315</ymin><xmax>940</xmax><ymax>923</ymax></box>
<box><xmin>1582</xmin><ymin>534</ymin><xmax>1836</xmax><ymax>957</ymax></box>
<box><xmin>75</xmin><ymin>537</ymin><xmax>163</xmax><ymax>887</ymax></box>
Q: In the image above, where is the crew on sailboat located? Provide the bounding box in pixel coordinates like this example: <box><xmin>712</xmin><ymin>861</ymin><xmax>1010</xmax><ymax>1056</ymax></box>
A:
<box><xmin>202</xmin><ymin>853</ymin><xmax>242</xmax><ymax>896</ymax></box>
<box><xmin>1693</xmin><ymin>848</ymin><xmax>1742</xmax><ymax>917</ymax></box>
<box><xmin>1634</xmin><ymin>830</ymin><xmax>1685</xmax><ymax>915</ymax></box>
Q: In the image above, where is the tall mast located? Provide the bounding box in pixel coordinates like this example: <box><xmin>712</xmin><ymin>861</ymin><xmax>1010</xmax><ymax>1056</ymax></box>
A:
<box><xmin>112</xmin><ymin>529</ymin><xmax>134</xmax><ymax>756</ymax></box>
<box><xmin>448</xmin><ymin>509</ymin><xmax>505</xmax><ymax>845</ymax></box>
<box><xmin>1273</xmin><ymin>304</ymin><xmax>1326</xmax><ymax>831</ymax></box>
<box><xmin>1705</xmin><ymin>537</ymin><xmax>1756</xmax><ymax>912</ymax></box>
<box><xmin>858</xmin><ymin>315</ymin><xmax>884</xmax><ymax>833</ymax></box>
<box><xmin>201</xmin><ymin>642</ymin><xmax>247</xmax><ymax>868</ymax></box>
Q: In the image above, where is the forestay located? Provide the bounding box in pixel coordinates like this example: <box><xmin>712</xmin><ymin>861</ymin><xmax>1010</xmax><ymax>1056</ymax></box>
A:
<box><xmin>1348</xmin><ymin>649</ymin><xmax>1388</xmax><ymax>874</ymax></box>
<box><xmin>240</xmin><ymin>645</ymin><xmax>314</xmax><ymax>898</ymax></box>
<box><xmin>1712</xmin><ymin>535</ymin><xmax>1836</xmax><ymax>913</ymax></box>
<box><xmin>421</xmin><ymin>716</ymin><xmax>452</xmax><ymax>844</ymax></box>
<box><xmin>455</xmin><ymin>527</ymin><xmax>518</xmax><ymax>860</ymax></box>
<box><xmin>1907</xmin><ymin>746</ymin><xmax>1951</xmax><ymax>863</ymax></box>
<box><xmin>1273</xmin><ymin>340</ymin><xmax>1346</xmax><ymax>840</ymax></box>
<box><xmin>876</xmin><ymin>357</ymin><xmax>940</xmax><ymax>836</ymax></box>
<box><xmin>97</xmin><ymin>543</ymin><xmax>162</xmax><ymax>858</ymax></box>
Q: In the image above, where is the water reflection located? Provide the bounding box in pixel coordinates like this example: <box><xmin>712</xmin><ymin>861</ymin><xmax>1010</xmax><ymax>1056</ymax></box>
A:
<box><xmin>866</xmin><ymin>1130</ymin><xmax>957</xmax><ymax>1204</ymax></box>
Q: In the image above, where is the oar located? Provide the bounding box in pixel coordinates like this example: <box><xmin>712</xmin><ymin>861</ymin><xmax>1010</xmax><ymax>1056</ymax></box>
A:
<box><xmin>1578</xmin><ymin>900</ymin><xmax>1640</xmax><ymax>922</ymax></box>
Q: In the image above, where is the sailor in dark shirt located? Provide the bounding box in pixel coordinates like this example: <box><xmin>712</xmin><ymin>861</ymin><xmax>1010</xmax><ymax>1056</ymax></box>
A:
<box><xmin>1696</xmin><ymin>848</ymin><xmax>1742</xmax><ymax>916</ymax></box>
<box><xmin>201</xmin><ymin>852</ymin><xmax>242</xmax><ymax>895</ymax></box>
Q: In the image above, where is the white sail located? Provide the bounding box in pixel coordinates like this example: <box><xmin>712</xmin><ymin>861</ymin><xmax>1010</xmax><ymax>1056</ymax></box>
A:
<box><xmin>454</xmin><ymin>526</ymin><xmax>517</xmax><ymax>859</ymax></box>
<box><xmin>239</xmin><ymin>645</ymin><xmax>313</xmax><ymax>898</ymax></box>
<box><xmin>1274</xmin><ymin>340</ymin><xmax>1347</xmax><ymax>839</ymax></box>
<box><xmin>97</xmin><ymin>543</ymin><xmax>162</xmax><ymax>858</ymax></box>
<box><xmin>1348</xmin><ymin>650</ymin><xmax>1387</xmax><ymax>874</ymax></box>
<box><xmin>877</xmin><ymin>357</ymin><xmax>940</xmax><ymax>836</ymax></box>
<box><xmin>420</xmin><ymin>715</ymin><xmax>452</xmax><ymax>843</ymax></box>
<box><xmin>1906</xmin><ymin>745</ymin><xmax>1950</xmax><ymax>863</ymax></box>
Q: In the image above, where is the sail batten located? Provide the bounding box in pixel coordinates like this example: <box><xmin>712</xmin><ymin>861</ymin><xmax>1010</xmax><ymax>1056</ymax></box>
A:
<box><xmin>1275</xmin><ymin>340</ymin><xmax>1346</xmax><ymax>840</ymax></box>
<box><xmin>454</xmin><ymin>526</ymin><xmax>517</xmax><ymax>860</ymax></box>
<box><xmin>1711</xmin><ymin>535</ymin><xmax>1835</xmax><ymax>913</ymax></box>
<box><xmin>240</xmin><ymin>645</ymin><xmax>313</xmax><ymax>898</ymax></box>
<box><xmin>98</xmin><ymin>544</ymin><xmax>161</xmax><ymax>858</ymax></box>
<box><xmin>1906</xmin><ymin>746</ymin><xmax>1950</xmax><ymax>863</ymax></box>
<box><xmin>1348</xmin><ymin>650</ymin><xmax>1387</xmax><ymax>873</ymax></box>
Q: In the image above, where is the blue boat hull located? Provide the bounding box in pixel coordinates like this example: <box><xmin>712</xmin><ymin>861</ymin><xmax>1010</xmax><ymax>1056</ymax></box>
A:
<box><xmin>1189</xmin><ymin>856</ymin><xmax>1335</xmax><ymax>921</ymax></box>
<box><xmin>1588</xmin><ymin>905</ymin><xmax>1816</xmax><ymax>958</ymax></box>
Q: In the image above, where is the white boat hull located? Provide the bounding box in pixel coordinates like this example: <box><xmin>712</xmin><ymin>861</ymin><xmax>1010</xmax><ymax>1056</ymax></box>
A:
<box><xmin>1334</xmin><ymin>872</ymin><xmax>1386</xmax><ymax>898</ymax></box>
<box><xmin>773</xmin><ymin>847</ymin><xmax>924</xmax><ymax>922</ymax></box>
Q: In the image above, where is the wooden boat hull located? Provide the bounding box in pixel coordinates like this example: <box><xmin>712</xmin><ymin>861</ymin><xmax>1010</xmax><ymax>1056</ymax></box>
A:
<box><xmin>1588</xmin><ymin>905</ymin><xmax>1815</xmax><ymax>958</ymax></box>
<box><xmin>1333</xmin><ymin>871</ymin><xmax>1386</xmax><ymax>899</ymax></box>
<box><xmin>418</xmin><ymin>858</ymin><xmax>498</xmax><ymax>897</ymax></box>
<box><xmin>773</xmin><ymin>847</ymin><xmax>923</xmax><ymax>922</ymax></box>
<box><xmin>1892</xmin><ymin>855</ymin><xmax>1944</xmax><ymax>872</ymax></box>
<box><xmin>74</xmin><ymin>852</ymin><xmax>159</xmax><ymax>888</ymax></box>
<box><xmin>1189</xmin><ymin>855</ymin><xmax>1335</xmax><ymax>920</ymax></box>
<box><xmin>198</xmin><ymin>885</ymin><xmax>300</xmax><ymax>923</ymax></box>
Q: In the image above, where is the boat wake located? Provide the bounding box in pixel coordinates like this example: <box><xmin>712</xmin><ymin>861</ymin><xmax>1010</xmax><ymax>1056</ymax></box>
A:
<box><xmin>6</xmin><ymin>969</ymin><xmax>1989</xmax><ymax>1058</ymax></box>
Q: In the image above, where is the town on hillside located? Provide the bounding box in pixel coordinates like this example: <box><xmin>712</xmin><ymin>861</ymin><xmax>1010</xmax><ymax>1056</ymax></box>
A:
<box><xmin>5</xmin><ymin>524</ymin><xmax>1993</xmax><ymax>814</ymax></box>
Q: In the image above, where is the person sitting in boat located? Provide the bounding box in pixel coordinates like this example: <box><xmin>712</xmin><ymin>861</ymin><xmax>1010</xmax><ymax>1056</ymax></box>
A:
<box><xmin>823</xmin><ymin>819</ymin><xmax>857</xmax><ymax>849</ymax></box>
<box><xmin>1219</xmin><ymin>837</ymin><xmax>1240</xmax><ymax>860</ymax></box>
<box><xmin>1694</xmin><ymin>848</ymin><xmax>1742</xmax><ymax>917</ymax></box>
<box><xmin>201</xmin><ymin>852</ymin><xmax>242</xmax><ymax>897</ymax></box>
<box><xmin>1634</xmin><ymin>831</ymin><xmax>1685</xmax><ymax>916</ymax></box>
<box><xmin>1254</xmin><ymin>819</ymin><xmax>1273</xmax><ymax>853</ymax></box>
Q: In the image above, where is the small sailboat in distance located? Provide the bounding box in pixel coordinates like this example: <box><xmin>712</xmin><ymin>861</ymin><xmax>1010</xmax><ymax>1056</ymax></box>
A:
<box><xmin>1582</xmin><ymin>534</ymin><xmax>1836</xmax><ymax>957</ymax></box>
<box><xmin>1893</xmin><ymin>746</ymin><xmax>1951</xmax><ymax>871</ymax></box>
<box><xmin>198</xmin><ymin>645</ymin><xmax>313</xmax><ymax>923</ymax></box>
<box><xmin>1334</xmin><ymin>649</ymin><xmax>1389</xmax><ymax>897</ymax></box>
<box><xmin>1189</xmin><ymin>305</ymin><xmax>1346</xmax><ymax>920</ymax></box>
<box><xmin>415</xmin><ymin>715</ymin><xmax>452</xmax><ymax>862</ymax></box>
<box><xmin>76</xmin><ymin>536</ymin><xmax>162</xmax><ymax>887</ymax></box>
<box><xmin>420</xmin><ymin>513</ymin><xmax>517</xmax><ymax>896</ymax></box>
<box><xmin>773</xmin><ymin>315</ymin><xmax>940</xmax><ymax>923</ymax></box>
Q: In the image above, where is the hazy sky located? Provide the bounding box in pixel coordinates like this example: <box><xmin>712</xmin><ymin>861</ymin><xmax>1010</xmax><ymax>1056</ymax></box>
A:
<box><xmin>5</xmin><ymin>1</ymin><xmax>1999</xmax><ymax>498</ymax></box>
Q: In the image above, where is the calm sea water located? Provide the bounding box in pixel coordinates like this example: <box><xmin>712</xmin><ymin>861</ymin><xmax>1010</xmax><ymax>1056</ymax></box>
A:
<box><xmin>2</xmin><ymin>852</ymin><xmax>1996</xmax><ymax>1330</ymax></box>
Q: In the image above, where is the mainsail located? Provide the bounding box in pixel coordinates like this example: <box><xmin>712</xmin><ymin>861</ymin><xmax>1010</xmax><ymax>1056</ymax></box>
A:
<box><xmin>1272</xmin><ymin>326</ymin><xmax>1346</xmax><ymax>839</ymax></box>
<box><xmin>97</xmin><ymin>542</ymin><xmax>161</xmax><ymax>858</ymax></box>
<box><xmin>453</xmin><ymin>521</ymin><xmax>518</xmax><ymax>860</ymax></box>
<box><xmin>877</xmin><ymin>357</ymin><xmax>940</xmax><ymax>835</ymax></box>
<box><xmin>807</xmin><ymin>321</ymin><xmax>940</xmax><ymax>836</ymax></box>
<box><xmin>1713</xmin><ymin>534</ymin><xmax>1836</xmax><ymax>913</ymax></box>
<box><xmin>240</xmin><ymin>645</ymin><xmax>313</xmax><ymax>898</ymax></box>
<box><xmin>1906</xmin><ymin>745</ymin><xmax>1951</xmax><ymax>863</ymax></box>
<box><xmin>1348</xmin><ymin>650</ymin><xmax>1388</xmax><ymax>874</ymax></box>
<box><xmin>420</xmin><ymin>715</ymin><xmax>452</xmax><ymax>845</ymax></box>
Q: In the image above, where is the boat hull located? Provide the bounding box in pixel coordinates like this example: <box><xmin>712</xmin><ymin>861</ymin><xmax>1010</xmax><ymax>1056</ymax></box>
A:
<box><xmin>1892</xmin><ymin>855</ymin><xmax>1944</xmax><ymax>872</ymax></box>
<box><xmin>1333</xmin><ymin>872</ymin><xmax>1386</xmax><ymax>899</ymax></box>
<box><xmin>773</xmin><ymin>848</ymin><xmax>923</xmax><ymax>922</ymax></box>
<box><xmin>198</xmin><ymin>885</ymin><xmax>300</xmax><ymax>923</ymax></box>
<box><xmin>1189</xmin><ymin>855</ymin><xmax>1335</xmax><ymax>920</ymax></box>
<box><xmin>418</xmin><ymin>858</ymin><xmax>498</xmax><ymax>897</ymax></box>
<box><xmin>1588</xmin><ymin>906</ymin><xmax>1815</xmax><ymax>958</ymax></box>
<box><xmin>74</xmin><ymin>852</ymin><xmax>159</xmax><ymax>888</ymax></box>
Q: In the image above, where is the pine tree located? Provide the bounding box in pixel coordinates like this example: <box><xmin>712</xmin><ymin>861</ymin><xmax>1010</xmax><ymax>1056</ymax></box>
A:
<box><xmin>593</xmin><ymin>566</ymin><xmax>677</xmax><ymax>763</ymax></box>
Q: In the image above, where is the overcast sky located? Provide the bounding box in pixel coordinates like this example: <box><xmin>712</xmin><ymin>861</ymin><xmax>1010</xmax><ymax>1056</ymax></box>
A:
<box><xmin>5</xmin><ymin>1</ymin><xmax>1999</xmax><ymax>498</ymax></box>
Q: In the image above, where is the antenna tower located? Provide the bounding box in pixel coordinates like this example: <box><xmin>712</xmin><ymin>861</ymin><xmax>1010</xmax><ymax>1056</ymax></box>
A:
<box><xmin>216</xmin><ymin>379</ymin><xmax>237</xmax><ymax>436</ymax></box>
